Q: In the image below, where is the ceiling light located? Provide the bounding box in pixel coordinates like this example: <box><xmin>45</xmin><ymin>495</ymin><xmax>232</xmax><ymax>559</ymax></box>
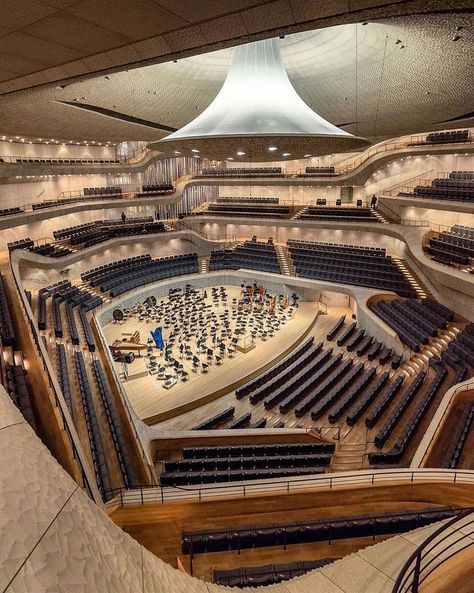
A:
<box><xmin>227</xmin><ymin>157</ymin><xmax>234</xmax><ymax>160</ymax></box>
<box><xmin>268</xmin><ymin>146</ymin><xmax>278</xmax><ymax>151</ymax></box>
<box><xmin>191</xmin><ymin>148</ymin><xmax>200</xmax><ymax>153</ymax></box>
<box><xmin>304</xmin><ymin>154</ymin><xmax>312</xmax><ymax>158</ymax></box>
<box><xmin>173</xmin><ymin>150</ymin><xmax>181</xmax><ymax>154</ymax></box>
<box><xmin>236</xmin><ymin>151</ymin><xmax>246</xmax><ymax>156</ymax></box>
<box><xmin>282</xmin><ymin>152</ymin><xmax>291</xmax><ymax>156</ymax></box>
<box><xmin>452</xmin><ymin>35</ymin><xmax>461</xmax><ymax>42</ymax></box>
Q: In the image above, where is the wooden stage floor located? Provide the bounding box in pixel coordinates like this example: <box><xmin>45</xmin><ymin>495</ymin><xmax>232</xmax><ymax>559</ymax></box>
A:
<box><xmin>103</xmin><ymin>286</ymin><xmax>321</xmax><ymax>425</ymax></box>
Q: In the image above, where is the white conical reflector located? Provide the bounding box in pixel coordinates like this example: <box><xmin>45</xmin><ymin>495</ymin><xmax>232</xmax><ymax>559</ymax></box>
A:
<box><xmin>152</xmin><ymin>38</ymin><xmax>369</xmax><ymax>161</ymax></box>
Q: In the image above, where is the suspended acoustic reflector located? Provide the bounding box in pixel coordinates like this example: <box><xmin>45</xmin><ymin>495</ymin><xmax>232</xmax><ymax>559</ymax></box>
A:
<box><xmin>150</xmin><ymin>38</ymin><xmax>369</xmax><ymax>162</ymax></box>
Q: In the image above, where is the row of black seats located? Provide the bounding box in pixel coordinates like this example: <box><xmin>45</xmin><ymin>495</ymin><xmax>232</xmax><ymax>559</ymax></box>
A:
<box><xmin>182</xmin><ymin>507</ymin><xmax>457</xmax><ymax>555</ymax></box>
<box><xmin>193</xmin><ymin>406</ymin><xmax>235</xmax><ymax>430</ymax></box>
<box><xmin>15</xmin><ymin>157</ymin><xmax>119</xmax><ymax>165</ymax></box>
<box><xmin>296</xmin><ymin>264</ymin><xmax>416</xmax><ymax>298</ymax></box>
<box><xmin>372</xmin><ymin>299</ymin><xmax>453</xmax><ymax>352</ymax></box>
<box><xmin>182</xmin><ymin>442</ymin><xmax>335</xmax><ymax>459</ymax></box>
<box><xmin>370</xmin><ymin>365</ymin><xmax>448</xmax><ymax>465</ymax></box>
<box><xmin>7</xmin><ymin>237</ymin><xmax>34</xmax><ymax>252</ymax></box>
<box><xmin>69</xmin><ymin>221</ymin><xmax>166</xmax><ymax>246</ymax></box>
<box><xmin>372</xmin><ymin>371</ymin><xmax>426</xmax><ymax>450</ymax></box>
<box><xmin>6</xmin><ymin>364</ymin><xmax>38</xmax><ymax>432</ymax></box>
<box><xmin>236</xmin><ymin>337</ymin><xmax>314</xmax><ymax>399</ymax></box>
<box><xmin>106</xmin><ymin>254</ymin><xmax>199</xmax><ymax>297</ymax></box>
<box><xmin>444</xmin><ymin>324</ymin><xmax>474</xmax><ymax>368</ymax></box>
<box><xmin>161</xmin><ymin>465</ymin><xmax>326</xmax><ymax>487</ymax></box>
<box><xmin>305</xmin><ymin>166</ymin><xmax>336</xmax><ymax>174</ymax></box>
<box><xmin>37</xmin><ymin>280</ymin><xmax>70</xmax><ymax>330</ymax></box>
<box><xmin>287</xmin><ymin>239</ymin><xmax>386</xmax><ymax>257</ymax></box>
<box><xmin>0</xmin><ymin>206</ymin><xmax>24</xmax><ymax>217</ymax></box>
<box><xmin>30</xmin><ymin>243</ymin><xmax>72</xmax><ymax>258</ymax></box>
<box><xmin>303</xmin><ymin>207</ymin><xmax>378</xmax><ymax>218</ymax></box>
<box><xmin>56</xmin><ymin>344</ymin><xmax>74</xmax><ymax>418</ymax></box>
<box><xmin>82</xmin><ymin>254</ymin><xmax>151</xmax><ymax>282</ymax></box>
<box><xmin>200</xmin><ymin>167</ymin><xmax>283</xmax><ymax>177</ymax></box>
<box><xmin>74</xmin><ymin>352</ymin><xmax>112</xmax><ymax>500</ymax></box>
<box><xmin>214</xmin><ymin>558</ymin><xmax>337</xmax><ymax>588</ymax></box>
<box><xmin>426</xmin><ymin>130</ymin><xmax>469</xmax><ymax>144</ymax></box>
<box><xmin>246</xmin><ymin>342</ymin><xmax>323</xmax><ymax>406</ymax></box>
<box><xmin>216</xmin><ymin>196</ymin><xmax>279</xmax><ymax>204</ymax></box>
<box><xmin>0</xmin><ymin>274</ymin><xmax>16</xmax><ymax>347</ymax></box>
<box><xmin>399</xmin><ymin>185</ymin><xmax>474</xmax><ymax>203</ymax></box>
<box><xmin>137</xmin><ymin>183</ymin><xmax>174</xmax><ymax>195</ymax></box>
<box><xmin>207</xmin><ymin>204</ymin><xmax>290</xmax><ymax>216</ymax></box>
<box><xmin>92</xmin><ymin>360</ymin><xmax>139</xmax><ymax>489</ymax></box>
<box><xmin>278</xmin><ymin>350</ymin><xmax>342</xmax><ymax>414</ymax></box>
<box><xmin>32</xmin><ymin>198</ymin><xmax>79</xmax><ymax>210</ymax></box>
<box><xmin>83</xmin><ymin>186</ymin><xmax>122</xmax><ymax>196</ymax></box>
<box><xmin>79</xmin><ymin>307</ymin><xmax>96</xmax><ymax>352</ymax></box>
<box><xmin>442</xmin><ymin>402</ymin><xmax>474</xmax><ymax>469</ymax></box>
<box><xmin>449</xmin><ymin>171</ymin><xmax>474</xmax><ymax>180</ymax></box>
<box><xmin>163</xmin><ymin>452</ymin><xmax>332</xmax><ymax>474</ymax></box>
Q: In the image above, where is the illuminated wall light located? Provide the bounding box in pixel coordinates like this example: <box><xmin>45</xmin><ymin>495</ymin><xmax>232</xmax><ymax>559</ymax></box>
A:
<box><xmin>268</xmin><ymin>146</ymin><xmax>278</xmax><ymax>152</ymax></box>
<box><xmin>236</xmin><ymin>151</ymin><xmax>246</xmax><ymax>156</ymax></box>
<box><xmin>282</xmin><ymin>152</ymin><xmax>291</xmax><ymax>156</ymax></box>
<box><xmin>191</xmin><ymin>149</ymin><xmax>200</xmax><ymax>153</ymax></box>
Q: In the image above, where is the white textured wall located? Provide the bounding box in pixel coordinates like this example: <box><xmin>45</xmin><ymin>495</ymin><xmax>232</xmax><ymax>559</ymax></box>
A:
<box><xmin>354</xmin><ymin>154</ymin><xmax>474</xmax><ymax>200</ymax></box>
<box><xmin>0</xmin><ymin>175</ymin><xmax>109</xmax><ymax>209</ymax></box>
<box><xmin>0</xmin><ymin>141</ymin><xmax>115</xmax><ymax>159</ymax></box>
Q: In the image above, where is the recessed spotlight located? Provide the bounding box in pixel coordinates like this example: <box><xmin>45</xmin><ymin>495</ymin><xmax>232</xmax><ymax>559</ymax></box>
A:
<box><xmin>227</xmin><ymin>157</ymin><xmax>234</xmax><ymax>160</ymax></box>
<box><xmin>452</xmin><ymin>34</ymin><xmax>461</xmax><ymax>42</ymax></box>
<box><xmin>282</xmin><ymin>152</ymin><xmax>291</xmax><ymax>156</ymax></box>
<box><xmin>191</xmin><ymin>148</ymin><xmax>200</xmax><ymax>153</ymax></box>
<box><xmin>236</xmin><ymin>151</ymin><xmax>246</xmax><ymax>156</ymax></box>
<box><xmin>304</xmin><ymin>154</ymin><xmax>312</xmax><ymax>158</ymax></box>
<box><xmin>173</xmin><ymin>150</ymin><xmax>181</xmax><ymax>154</ymax></box>
<box><xmin>268</xmin><ymin>146</ymin><xmax>278</xmax><ymax>151</ymax></box>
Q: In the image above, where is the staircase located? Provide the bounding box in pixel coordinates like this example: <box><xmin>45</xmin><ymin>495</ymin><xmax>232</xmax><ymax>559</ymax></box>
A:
<box><xmin>400</xmin><ymin>324</ymin><xmax>461</xmax><ymax>377</ymax></box>
<box><xmin>199</xmin><ymin>256</ymin><xmax>209</xmax><ymax>274</ymax></box>
<box><xmin>391</xmin><ymin>257</ymin><xmax>430</xmax><ymax>298</ymax></box>
<box><xmin>275</xmin><ymin>245</ymin><xmax>292</xmax><ymax>276</ymax></box>
<box><xmin>373</xmin><ymin>208</ymin><xmax>390</xmax><ymax>224</ymax></box>
<box><xmin>330</xmin><ymin>443</ymin><xmax>366</xmax><ymax>472</ymax></box>
<box><xmin>291</xmin><ymin>205</ymin><xmax>307</xmax><ymax>220</ymax></box>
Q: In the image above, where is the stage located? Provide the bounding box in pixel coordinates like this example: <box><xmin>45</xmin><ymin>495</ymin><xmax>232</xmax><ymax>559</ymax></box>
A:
<box><xmin>103</xmin><ymin>285</ymin><xmax>321</xmax><ymax>425</ymax></box>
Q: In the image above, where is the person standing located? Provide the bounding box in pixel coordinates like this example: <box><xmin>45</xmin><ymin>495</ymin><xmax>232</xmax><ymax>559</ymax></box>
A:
<box><xmin>121</xmin><ymin>210</ymin><xmax>126</xmax><ymax>223</ymax></box>
<box><xmin>370</xmin><ymin>194</ymin><xmax>378</xmax><ymax>208</ymax></box>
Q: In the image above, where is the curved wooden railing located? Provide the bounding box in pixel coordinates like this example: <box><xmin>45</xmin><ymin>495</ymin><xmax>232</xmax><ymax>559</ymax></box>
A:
<box><xmin>392</xmin><ymin>508</ymin><xmax>474</xmax><ymax>593</ymax></box>
<box><xmin>104</xmin><ymin>468</ymin><xmax>474</xmax><ymax>508</ymax></box>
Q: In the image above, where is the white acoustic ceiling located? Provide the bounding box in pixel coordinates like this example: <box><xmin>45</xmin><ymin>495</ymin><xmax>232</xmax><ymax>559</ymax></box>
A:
<box><xmin>0</xmin><ymin>13</ymin><xmax>472</xmax><ymax>146</ymax></box>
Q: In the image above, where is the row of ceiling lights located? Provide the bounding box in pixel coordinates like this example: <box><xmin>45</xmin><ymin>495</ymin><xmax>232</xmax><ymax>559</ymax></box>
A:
<box><xmin>0</xmin><ymin>135</ymin><xmax>117</xmax><ymax>146</ymax></box>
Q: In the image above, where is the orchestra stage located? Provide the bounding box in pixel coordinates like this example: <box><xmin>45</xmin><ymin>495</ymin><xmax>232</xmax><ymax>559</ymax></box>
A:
<box><xmin>103</xmin><ymin>285</ymin><xmax>321</xmax><ymax>425</ymax></box>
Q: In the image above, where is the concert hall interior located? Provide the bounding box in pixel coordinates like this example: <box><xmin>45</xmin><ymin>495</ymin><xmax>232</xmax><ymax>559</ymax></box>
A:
<box><xmin>1</xmin><ymin>3</ymin><xmax>474</xmax><ymax>593</ymax></box>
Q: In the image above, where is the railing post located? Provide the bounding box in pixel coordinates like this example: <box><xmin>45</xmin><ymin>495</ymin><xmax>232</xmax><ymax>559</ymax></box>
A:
<box><xmin>140</xmin><ymin>486</ymin><xmax>144</xmax><ymax>505</ymax></box>
<box><xmin>412</xmin><ymin>554</ymin><xmax>421</xmax><ymax>593</ymax></box>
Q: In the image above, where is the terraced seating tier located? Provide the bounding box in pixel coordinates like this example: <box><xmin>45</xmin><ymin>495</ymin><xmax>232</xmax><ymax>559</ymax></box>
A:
<box><xmin>442</xmin><ymin>402</ymin><xmax>474</xmax><ymax>468</ymax></box>
<box><xmin>182</xmin><ymin>507</ymin><xmax>457</xmax><ymax>555</ymax></box>
<box><xmin>214</xmin><ymin>558</ymin><xmax>337</xmax><ymax>587</ymax></box>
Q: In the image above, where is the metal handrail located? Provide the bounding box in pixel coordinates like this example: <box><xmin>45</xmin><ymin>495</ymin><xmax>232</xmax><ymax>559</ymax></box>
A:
<box><xmin>103</xmin><ymin>468</ymin><xmax>474</xmax><ymax>508</ymax></box>
<box><xmin>392</xmin><ymin>509</ymin><xmax>474</xmax><ymax>593</ymax></box>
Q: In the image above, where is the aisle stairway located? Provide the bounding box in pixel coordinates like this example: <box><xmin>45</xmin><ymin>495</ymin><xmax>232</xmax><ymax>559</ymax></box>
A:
<box><xmin>275</xmin><ymin>245</ymin><xmax>292</xmax><ymax>275</ymax></box>
<box><xmin>391</xmin><ymin>257</ymin><xmax>430</xmax><ymax>298</ymax></box>
<box><xmin>199</xmin><ymin>256</ymin><xmax>209</xmax><ymax>274</ymax></box>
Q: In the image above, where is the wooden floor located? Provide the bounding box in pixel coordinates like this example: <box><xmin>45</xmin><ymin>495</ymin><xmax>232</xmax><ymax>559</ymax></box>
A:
<box><xmin>103</xmin><ymin>286</ymin><xmax>321</xmax><ymax>424</ymax></box>
<box><xmin>110</xmin><ymin>481</ymin><xmax>474</xmax><ymax>581</ymax></box>
<box><xmin>151</xmin><ymin>305</ymin><xmax>353</xmax><ymax>432</ymax></box>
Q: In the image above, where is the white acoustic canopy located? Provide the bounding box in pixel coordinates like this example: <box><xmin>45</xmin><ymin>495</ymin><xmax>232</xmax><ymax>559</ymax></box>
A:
<box><xmin>151</xmin><ymin>38</ymin><xmax>369</xmax><ymax>161</ymax></box>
